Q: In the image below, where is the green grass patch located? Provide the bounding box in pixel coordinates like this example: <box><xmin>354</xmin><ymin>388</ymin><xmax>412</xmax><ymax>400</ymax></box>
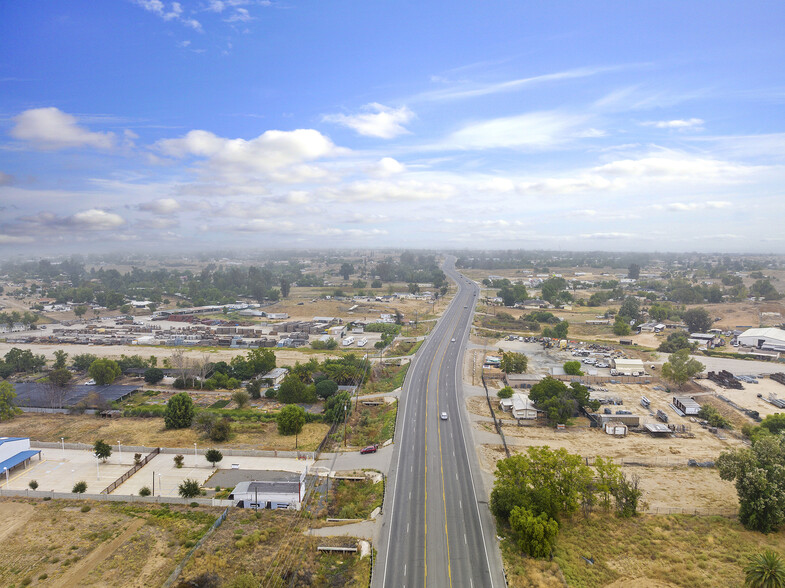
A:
<box><xmin>362</xmin><ymin>362</ymin><xmax>409</xmax><ymax>396</ymax></box>
<box><xmin>209</xmin><ymin>399</ymin><xmax>230</xmax><ymax>409</ymax></box>
<box><xmin>345</xmin><ymin>400</ymin><xmax>397</xmax><ymax>446</ymax></box>
<box><xmin>386</xmin><ymin>339</ymin><xmax>423</xmax><ymax>357</ymax></box>
<box><xmin>327</xmin><ymin>479</ymin><xmax>384</xmax><ymax>519</ymax></box>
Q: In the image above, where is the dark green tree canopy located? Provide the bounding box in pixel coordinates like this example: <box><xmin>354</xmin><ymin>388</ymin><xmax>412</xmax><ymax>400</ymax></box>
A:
<box><xmin>683</xmin><ymin>307</ymin><xmax>713</xmax><ymax>333</ymax></box>
<box><xmin>277</xmin><ymin>404</ymin><xmax>306</xmax><ymax>436</ymax></box>
<box><xmin>88</xmin><ymin>358</ymin><xmax>121</xmax><ymax>385</ymax></box>
<box><xmin>164</xmin><ymin>392</ymin><xmax>195</xmax><ymax>429</ymax></box>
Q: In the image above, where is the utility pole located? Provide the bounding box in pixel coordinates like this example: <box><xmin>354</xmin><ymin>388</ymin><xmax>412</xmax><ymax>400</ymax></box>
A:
<box><xmin>343</xmin><ymin>402</ymin><xmax>348</xmax><ymax>447</ymax></box>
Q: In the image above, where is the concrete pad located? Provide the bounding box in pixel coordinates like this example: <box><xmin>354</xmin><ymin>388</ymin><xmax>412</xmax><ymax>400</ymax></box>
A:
<box><xmin>2</xmin><ymin>448</ymin><xmax>131</xmax><ymax>494</ymax></box>
<box><xmin>115</xmin><ymin>453</ymin><xmax>313</xmax><ymax>497</ymax></box>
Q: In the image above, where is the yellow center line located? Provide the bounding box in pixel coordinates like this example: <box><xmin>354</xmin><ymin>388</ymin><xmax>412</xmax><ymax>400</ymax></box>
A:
<box><xmin>424</xmin><ymin>303</ymin><xmax>463</xmax><ymax>588</ymax></box>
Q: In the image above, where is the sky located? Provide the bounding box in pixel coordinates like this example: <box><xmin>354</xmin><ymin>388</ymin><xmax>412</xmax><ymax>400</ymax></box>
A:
<box><xmin>1</xmin><ymin>1</ymin><xmax>785</xmax><ymax>255</ymax></box>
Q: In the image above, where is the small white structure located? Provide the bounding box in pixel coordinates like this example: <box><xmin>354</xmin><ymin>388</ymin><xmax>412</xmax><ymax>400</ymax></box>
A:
<box><xmin>511</xmin><ymin>393</ymin><xmax>538</xmax><ymax>420</ymax></box>
<box><xmin>611</xmin><ymin>358</ymin><xmax>645</xmax><ymax>376</ymax></box>
<box><xmin>738</xmin><ymin>328</ymin><xmax>785</xmax><ymax>352</ymax></box>
<box><xmin>604</xmin><ymin>422</ymin><xmax>628</xmax><ymax>436</ymax></box>
<box><xmin>228</xmin><ymin>470</ymin><xmax>306</xmax><ymax>510</ymax></box>
<box><xmin>342</xmin><ymin>336</ymin><xmax>356</xmax><ymax>347</ymax></box>
<box><xmin>266</xmin><ymin>313</ymin><xmax>289</xmax><ymax>320</ymax></box>
<box><xmin>673</xmin><ymin>396</ymin><xmax>701</xmax><ymax>415</ymax></box>
<box><xmin>262</xmin><ymin>367</ymin><xmax>289</xmax><ymax>386</ymax></box>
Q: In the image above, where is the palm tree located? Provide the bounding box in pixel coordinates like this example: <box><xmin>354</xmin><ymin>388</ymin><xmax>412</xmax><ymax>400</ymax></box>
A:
<box><xmin>745</xmin><ymin>550</ymin><xmax>785</xmax><ymax>588</ymax></box>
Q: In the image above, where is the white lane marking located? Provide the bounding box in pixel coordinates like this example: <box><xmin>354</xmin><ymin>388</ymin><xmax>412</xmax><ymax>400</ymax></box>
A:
<box><xmin>459</xmin><ymin>500</ymin><xmax>462</xmax><ymax>509</ymax></box>
<box><xmin>404</xmin><ymin>564</ymin><xmax>407</xmax><ymax>577</ymax></box>
<box><xmin>407</xmin><ymin>522</ymin><xmax>410</xmax><ymax>533</ymax></box>
<box><xmin>464</xmin><ymin>533</ymin><xmax>467</xmax><ymax>545</ymax></box>
<box><xmin>409</xmin><ymin>492</ymin><xmax>411</xmax><ymax>500</ymax></box>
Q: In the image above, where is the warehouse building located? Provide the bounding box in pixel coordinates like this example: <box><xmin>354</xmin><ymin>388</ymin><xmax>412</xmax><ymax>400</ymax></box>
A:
<box><xmin>228</xmin><ymin>470</ymin><xmax>306</xmax><ymax>510</ymax></box>
<box><xmin>738</xmin><ymin>328</ymin><xmax>785</xmax><ymax>352</ymax></box>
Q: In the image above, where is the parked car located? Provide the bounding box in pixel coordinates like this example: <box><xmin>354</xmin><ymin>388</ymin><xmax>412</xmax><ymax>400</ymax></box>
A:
<box><xmin>360</xmin><ymin>444</ymin><xmax>379</xmax><ymax>454</ymax></box>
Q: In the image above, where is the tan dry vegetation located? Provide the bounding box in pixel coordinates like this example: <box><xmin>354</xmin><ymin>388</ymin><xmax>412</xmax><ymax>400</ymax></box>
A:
<box><xmin>179</xmin><ymin>507</ymin><xmax>370</xmax><ymax>587</ymax></box>
<box><xmin>466</xmin><ymin>395</ymin><xmax>494</xmax><ymax>419</ymax></box>
<box><xmin>0</xmin><ymin>413</ymin><xmax>330</xmax><ymax>451</ymax></box>
<box><xmin>0</xmin><ymin>498</ymin><xmax>221</xmax><ymax>587</ymax></box>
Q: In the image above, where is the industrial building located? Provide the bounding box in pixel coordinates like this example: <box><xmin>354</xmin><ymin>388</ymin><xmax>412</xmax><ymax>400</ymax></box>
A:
<box><xmin>610</xmin><ymin>358</ymin><xmax>646</xmax><ymax>376</ymax></box>
<box><xmin>738</xmin><ymin>328</ymin><xmax>785</xmax><ymax>352</ymax></box>
<box><xmin>228</xmin><ymin>470</ymin><xmax>306</xmax><ymax>509</ymax></box>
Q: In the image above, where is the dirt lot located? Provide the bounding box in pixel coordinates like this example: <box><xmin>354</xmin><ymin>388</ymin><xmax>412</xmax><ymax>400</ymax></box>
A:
<box><xmin>0</xmin><ymin>498</ymin><xmax>222</xmax><ymax>587</ymax></box>
<box><xmin>696</xmin><ymin>377</ymin><xmax>785</xmax><ymax>419</ymax></box>
<box><xmin>0</xmin><ymin>413</ymin><xmax>331</xmax><ymax>451</ymax></box>
<box><xmin>179</xmin><ymin>507</ymin><xmax>370</xmax><ymax>587</ymax></box>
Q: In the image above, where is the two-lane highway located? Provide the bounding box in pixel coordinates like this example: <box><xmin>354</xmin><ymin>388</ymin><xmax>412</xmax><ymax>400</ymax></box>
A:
<box><xmin>375</xmin><ymin>257</ymin><xmax>505</xmax><ymax>588</ymax></box>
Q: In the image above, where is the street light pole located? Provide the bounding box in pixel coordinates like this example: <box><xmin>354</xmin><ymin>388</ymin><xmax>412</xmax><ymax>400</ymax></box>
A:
<box><xmin>96</xmin><ymin>457</ymin><xmax>100</xmax><ymax>480</ymax></box>
<box><xmin>118</xmin><ymin>440</ymin><xmax>122</xmax><ymax>462</ymax></box>
<box><xmin>3</xmin><ymin>467</ymin><xmax>8</xmax><ymax>488</ymax></box>
<box><xmin>194</xmin><ymin>443</ymin><xmax>197</xmax><ymax>467</ymax></box>
<box><xmin>158</xmin><ymin>473</ymin><xmax>162</xmax><ymax>496</ymax></box>
<box><xmin>343</xmin><ymin>402</ymin><xmax>347</xmax><ymax>447</ymax></box>
<box><xmin>61</xmin><ymin>437</ymin><xmax>65</xmax><ymax>461</ymax></box>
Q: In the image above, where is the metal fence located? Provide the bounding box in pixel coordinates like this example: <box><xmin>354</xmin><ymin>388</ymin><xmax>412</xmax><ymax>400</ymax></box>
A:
<box><xmin>162</xmin><ymin>507</ymin><xmax>231</xmax><ymax>588</ymax></box>
<box><xmin>0</xmin><ymin>487</ymin><xmax>233</xmax><ymax>506</ymax></box>
<box><xmin>481</xmin><ymin>374</ymin><xmax>510</xmax><ymax>458</ymax></box>
<box><xmin>31</xmin><ymin>440</ymin><xmax>316</xmax><ymax>461</ymax></box>
<box><xmin>101</xmin><ymin>447</ymin><xmax>160</xmax><ymax>494</ymax></box>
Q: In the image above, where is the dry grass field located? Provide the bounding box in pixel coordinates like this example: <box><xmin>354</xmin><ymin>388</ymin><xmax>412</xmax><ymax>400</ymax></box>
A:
<box><xmin>0</xmin><ymin>413</ymin><xmax>330</xmax><ymax>451</ymax></box>
<box><xmin>503</xmin><ymin>513</ymin><xmax>785</xmax><ymax>588</ymax></box>
<box><xmin>0</xmin><ymin>498</ymin><xmax>222</xmax><ymax>588</ymax></box>
<box><xmin>178</xmin><ymin>507</ymin><xmax>370</xmax><ymax>587</ymax></box>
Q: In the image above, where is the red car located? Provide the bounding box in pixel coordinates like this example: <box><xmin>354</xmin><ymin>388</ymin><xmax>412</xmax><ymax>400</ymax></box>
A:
<box><xmin>360</xmin><ymin>444</ymin><xmax>379</xmax><ymax>454</ymax></box>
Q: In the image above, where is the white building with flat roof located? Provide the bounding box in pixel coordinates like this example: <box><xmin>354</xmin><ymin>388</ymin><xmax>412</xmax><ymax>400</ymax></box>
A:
<box><xmin>738</xmin><ymin>328</ymin><xmax>785</xmax><ymax>352</ymax></box>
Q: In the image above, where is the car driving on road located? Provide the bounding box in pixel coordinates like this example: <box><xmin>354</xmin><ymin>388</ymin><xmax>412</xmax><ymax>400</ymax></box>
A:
<box><xmin>360</xmin><ymin>444</ymin><xmax>378</xmax><ymax>454</ymax></box>
<box><xmin>440</xmin><ymin>412</ymin><xmax>448</xmax><ymax>420</ymax></box>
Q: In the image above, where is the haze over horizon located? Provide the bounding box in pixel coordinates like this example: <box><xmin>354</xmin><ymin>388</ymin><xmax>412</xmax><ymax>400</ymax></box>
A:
<box><xmin>1</xmin><ymin>1</ymin><xmax>784</xmax><ymax>254</ymax></box>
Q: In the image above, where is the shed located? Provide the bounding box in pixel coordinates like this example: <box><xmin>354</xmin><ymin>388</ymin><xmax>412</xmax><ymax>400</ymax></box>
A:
<box><xmin>611</xmin><ymin>358</ymin><xmax>645</xmax><ymax>376</ymax></box>
<box><xmin>644</xmin><ymin>423</ymin><xmax>672</xmax><ymax>436</ymax></box>
<box><xmin>228</xmin><ymin>470</ymin><xmax>306</xmax><ymax>510</ymax></box>
<box><xmin>505</xmin><ymin>373</ymin><xmax>543</xmax><ymax>389</ymax></box>
<box><xmin>596</xmin><ymin>413</ymin><xmax>641</xmax><ymax>427</ymax></box>
<box><xmin>262</xmin><ymin>368</ymin><xmax>289</xmax><ymax>386</ymax></box>
<box><xmin>604</xmin><ymin>421</ymin><xmax>628</xmax><ymax>436</ymax></box>
<box><xmin>511</xmin><ymin>394</ymin><xmax>538</xmax><ymax>420</ymax></box>
<box><xmin>673</xmin><ymin>396</ymin><xmax>701</xmax><ymax>415</ymax></box>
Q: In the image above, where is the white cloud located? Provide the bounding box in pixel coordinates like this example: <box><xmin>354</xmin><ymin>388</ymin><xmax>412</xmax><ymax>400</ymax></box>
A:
<box><xmin>10</xmin><ymin>107</ymin><xmax>115</xmax><ymax>150</ymax></box>
<box><xmin>66</xmin><ymin>209</ymin><xmax>126</xmax><ymax>230</ymax></box>
<box><xmin>593</xmin><ymin>153</ymin><xmax>754</xmax><ymax>180</ymax></box>
<box><xmin>579</xmin><ymin>232</ymin><xmax>635</xmax><ymax>239</ymax></box>
<box><xmin>146</xmin><ymin>217</ymin><xmax>179</xmax><ymax>229</ymax></box>
<box><xmin>155</xmin><ymin>128</ymin><xmax>340</xmax><ymax>177</ymax></box>
<box><xmin>225</xmin><ymin>8</ymin><xmax>252</xmax><ymax>22</ymax></box>
<box><xmin>665</xmin><ymin>201</ymin><xmax>732</xmax><ymax>212</ymax></box>
<box><xmin>133</xmin><ymin>0</ymin><xmax>203</xmax><ymax>31</ymax></box>
<box><xmin>0</xmin><ymin>234</ymin><xmax>33</xmax><ymax>244</ymax></box>
<box><xmin>0</xmin><ymin>172</ymin><xmax>14</xmax><ymax>186</ymax></box>
<box><xmin>323</xmin><ymin>103</ymin><xmax>414</xmax><ymax>139</ymax></box>
<box><xmin>371</xmin><ymin>157</ymin><xmax>406</xmax><ymax>177</ymax></box>
<box><xmin>445</xmin><ymin>111</ymin><xmax>591</xmax><ymax>150</ymax></box>
<box><xmin>139</xmin><ymin>198</ymin><xmax>181</xmax><ymax>214</ymax></box>
<box><xmin>322</xmin><ymin>179</ymin><xmax>455</xmax><ymax>202</ymax></box>
<box><xmin>642</xmin><ymin>118</ymin><xmax>704</xmax><ymax>129</ymax></box>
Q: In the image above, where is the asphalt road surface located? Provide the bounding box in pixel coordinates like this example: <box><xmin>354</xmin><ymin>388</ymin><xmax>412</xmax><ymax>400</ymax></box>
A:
<box><xmin>375</xmin><ymin>257</ymin><xmax>505</xmax><ymax>588</ymax></box>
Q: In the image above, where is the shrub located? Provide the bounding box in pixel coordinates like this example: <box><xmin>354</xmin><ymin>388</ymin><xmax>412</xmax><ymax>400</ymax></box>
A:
<box><xmin>563</xmin><ymin>361</ymin><xmax>583</xmax><ymax>376</ymax></box>
<box><xmin>80</xmin><ymin>505</ymin><xmax>91</xmax><ymax>512</ymax></box>
<box><xmin>164</xmin><ymin>392</ymin><xmax>195</xmax><ymax>429</ymax></box>
<box><xmin>232</xmin><ymin>389</ymin><xmax>250</xmax><ymax>408</ymax></box>
<box><xmin>134</xmin><ymin>452</ymin><xmax>142</xmax><ymax>465</ymax></box>
<box><xmin>497</xmin><ymin>386</ymin><xmax>514</xmax><ymax>399</ymax></box>
<box><xmin>28</xmin><ymin>480</ymin><xmax>38</xmax><ymax>490</ymax></box>
<box><xmin>174</xmin><ymin>454</ymin><xmax>185</xmax><ymax>468</ymax></box>
<box><xmin>178</xmin><ymin>478</ymin><xmax>201</xmax><ymax>499</ymax></box>
<box><xmin>205</xmin><ymin>448</ymin><xmax>223</xmax><ymax>467</ymax></box>
<box><xmin>209</xmin><ymin>418</ymin><xmax>231</xmax><ymax>442</ymax></box>
<box><xmin>72</xmin><ymin>481</ymin><xmax>87</xmax><ymax>494</ymax></box>
<box><xmin>265</xmin><ymin>387</ymin><xmax>277</xmax><ymax>399</ymax></box>
<box><xmin>144</xmin><ymin>367</ymin><xmax>164</xmax><ymax>384</ymax></box>
<box><xmin>139</xmin><ymin>486</ymin><xmax>151</xmax><ymax>497</ymax></box>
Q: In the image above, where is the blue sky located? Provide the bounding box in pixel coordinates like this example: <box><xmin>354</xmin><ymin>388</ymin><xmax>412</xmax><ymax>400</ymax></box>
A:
<box><xmin>1</xmin><ymin>1</ymin><xmax>784</xmax><ymax>253</ymax></box>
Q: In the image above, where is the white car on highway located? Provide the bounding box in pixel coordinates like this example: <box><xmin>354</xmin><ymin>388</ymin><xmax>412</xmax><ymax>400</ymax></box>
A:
<box><xmin>440</xmin><ymin>412</ymin><xmax>448</xmax><ymax>420</ymax></box>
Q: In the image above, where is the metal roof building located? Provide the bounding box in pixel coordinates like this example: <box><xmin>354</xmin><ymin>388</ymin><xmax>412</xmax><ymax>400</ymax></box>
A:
<box><xmin>228</xmin><ymin>470</ymin><xmax>306</xmax><ymax>510</ymax></box>
<box><xmin>738</xmin><ymin>328</ymin><xmax>785</xmax><ymax>352</ymax></box>
<box><xmin>0</xmin><ymin>437</ymin><xmax>41</xmax><ymax>475</ymax></box>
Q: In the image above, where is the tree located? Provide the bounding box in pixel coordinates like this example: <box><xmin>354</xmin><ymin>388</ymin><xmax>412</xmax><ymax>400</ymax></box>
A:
<box><xmin>750</xmin><ymin>280</ymin><xmax>782</xmax><ymax>301</ymax></box>
<box><xmin>178</xmin><ymin>478</ymin><xmax>201</xmax><ymax>498</ymax></box>
<box><xmin>718</xmin><ymin>436</ymin><xmax>785</xmax><ymax>533</ymax></box>
<box><xmin>88</xmin><ymin>358</ymin><xmax>121</xmax><ymax>385</ymax></box>
<box><xmin>497</xmin><ymin>386</ymin><xmax>514</xmax><ymax>399</ymax></box>
<box><xmin>209</xmin><ymin>418</ymin><xmax>231</xmax><ymax>442</ymax></box>
<box><xmin>144</xmin><ymin>367</ymin><xmax>164</xmax><ymax>384</ymax></box>
<box><xmin>280</xmin><ymin>278</ymin><xmax>291</xmax><ymax>298</ymax></box>
<box><xmin>627</xmin><ymin>263</ymin><xmax>641</xmax><ymax>280</ymax></box>
<box><xmin>618</xmin><ymin>297</ymin><xmax>640</xmax><ymax>322</ymax></box>
<box><xmin>745</xmin><ymin>550</ymin><xmax>785</xmax><ymax>588</ymax></box>
<box><xmin>0</xmin><ymin>381</ymin><xmax>20</xmax><ymax>421</ymax></box>
<box><xmin>613</xmin><ymin>316</ymin><xmax>632</xmax><ymax>336</ymax></box>
<box><xmin>499</xmin><ymin>351</ymin><xmax>528</xmax><ymax>374</ymax></box>
<box><xmin>139</xmin><ymin>486</ymin><xmax>151</xmax><ymax>497</ymax></box>
<box><xmin>563</xmin><ymin>361</ymin><xmax>583</xmax><ymax>376</ymax></box>
<box><xmin>529</xmin><ymin>377</ymin><xmax>597</xmax><ymax>425</ymax></box>
<box><xmin>28</xmin><ymin>480</ymin><xmax>38</xmax><ymax>490</ymax></box>
<box><xmin>661</xmin><ymin>348</ymin><xmax>704</xmax><ymax>389</ymax></box>
<box><xmin>371</xmin><ymin>279</ymin><xmax>382</xmax><ymax>288</ymax></box>
<box><xmin>277</xmin><ymin>374</ymin><xmax>308</xmax><ymax>404</ymax></box>
<box><xmin>408</xmin><ymin>283</ymin><xmax>420</xmax><ymax>294</ymax></box>
<box><xmin>324</xmin><ymin>391</ymin><xmax>351</xmax><ymax>424</ymax></box>
<box><xmin>174</xmin><ymin>454</ymin><xmax>185</xmax><ymax>468</ymax></box>
<box><xmin>509</xmin><ymin>507</ymin><xmax>559</xmax><ymax>559</ymax></box>
<box><xmin>164</xmin><ymin>392</ymin><xmax>195</xmax><ymax>429</ymax></box>
<box><xmin>658</xmin><ymin>331</ymin><xmax>695</xmax><ymax>353</ymax></box>
<box><xmin>205</xmin><ymin>448</ymin><xmax>223</xmax><ymax>467</ymax></box>
<box><xmin>71</xmin><ymin>353</ymin><xmax>98</xmax><ymax>371</ymax></box>
<box><xmin>594</xmin><ymin>456</ymin><xmax>623</xmax><ymax>512</ymax></box>
<box><xmin>93</xmin><ymin>439</ymin><xmax>112</xmax><ymax>462</ymax></box>
<box><xmin>683</xmin><ymin>307</ymin><xmax>712</xmax><ymax>333</ymax></box>
<box><xmin>277</xmin><ymin>404</ymin><xmax>306</xmax><ymax>436</ymax></box>
<box><xmin>72</xmin><ymin>481</ymin><xmax>87</xmax><ymax>494</ymax></box>
<box><xmin>232</xmin><ymin>389</ymin><xmax>250</xmax><ymax>408</ymax></box>
<box><xmin>48</xmin><ymin>368</ymin><xmax>72</xmax><ymax>388</ymax></box>
<box><xmin>340</xmin><ymin>263</ymin><xmax>353</xmax><ymax>280</ymax></box>
<box><xmin>554</xmin><ymin>320</ymin><xmax>569</xmax><ymax>339</ymax></box>
<box><xmin>315</xmin><ymin>379</ymin><xmax>339</xmax><ymax>400</ymax></box>
<box><xmin>74</xmin><ymin>305</ymin><xmax>88</xmax><ymax>318</ymax></box>
<box><xmin>612</xmin><ymin>472</ymin><xmax>643</xmax><ymax>518</ymax></box>
<box><xmin>490</xmin><ymin>446</ymin><xmax>593</xmax><ymax>522</ymax></box>
<box><xmin>53</xmin><ymin>349</ymin><xmax>68</xmax><ymax>369</ymax></box>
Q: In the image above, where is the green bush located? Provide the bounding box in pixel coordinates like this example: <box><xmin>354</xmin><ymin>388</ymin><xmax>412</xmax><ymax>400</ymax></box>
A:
<box><xmin>72</xmin><ymin>481</ymin><xmax>87</xmax><ymax>494</ymax></box>
<box><xmin>81</xmin><ymin>505</ymin><xmax>91</xmax><ymax>512</ymax></box>
<box><xmin>139</xmin><ymin>486</ymin><xmax>151</xmax><ymax>497</ymax></box>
